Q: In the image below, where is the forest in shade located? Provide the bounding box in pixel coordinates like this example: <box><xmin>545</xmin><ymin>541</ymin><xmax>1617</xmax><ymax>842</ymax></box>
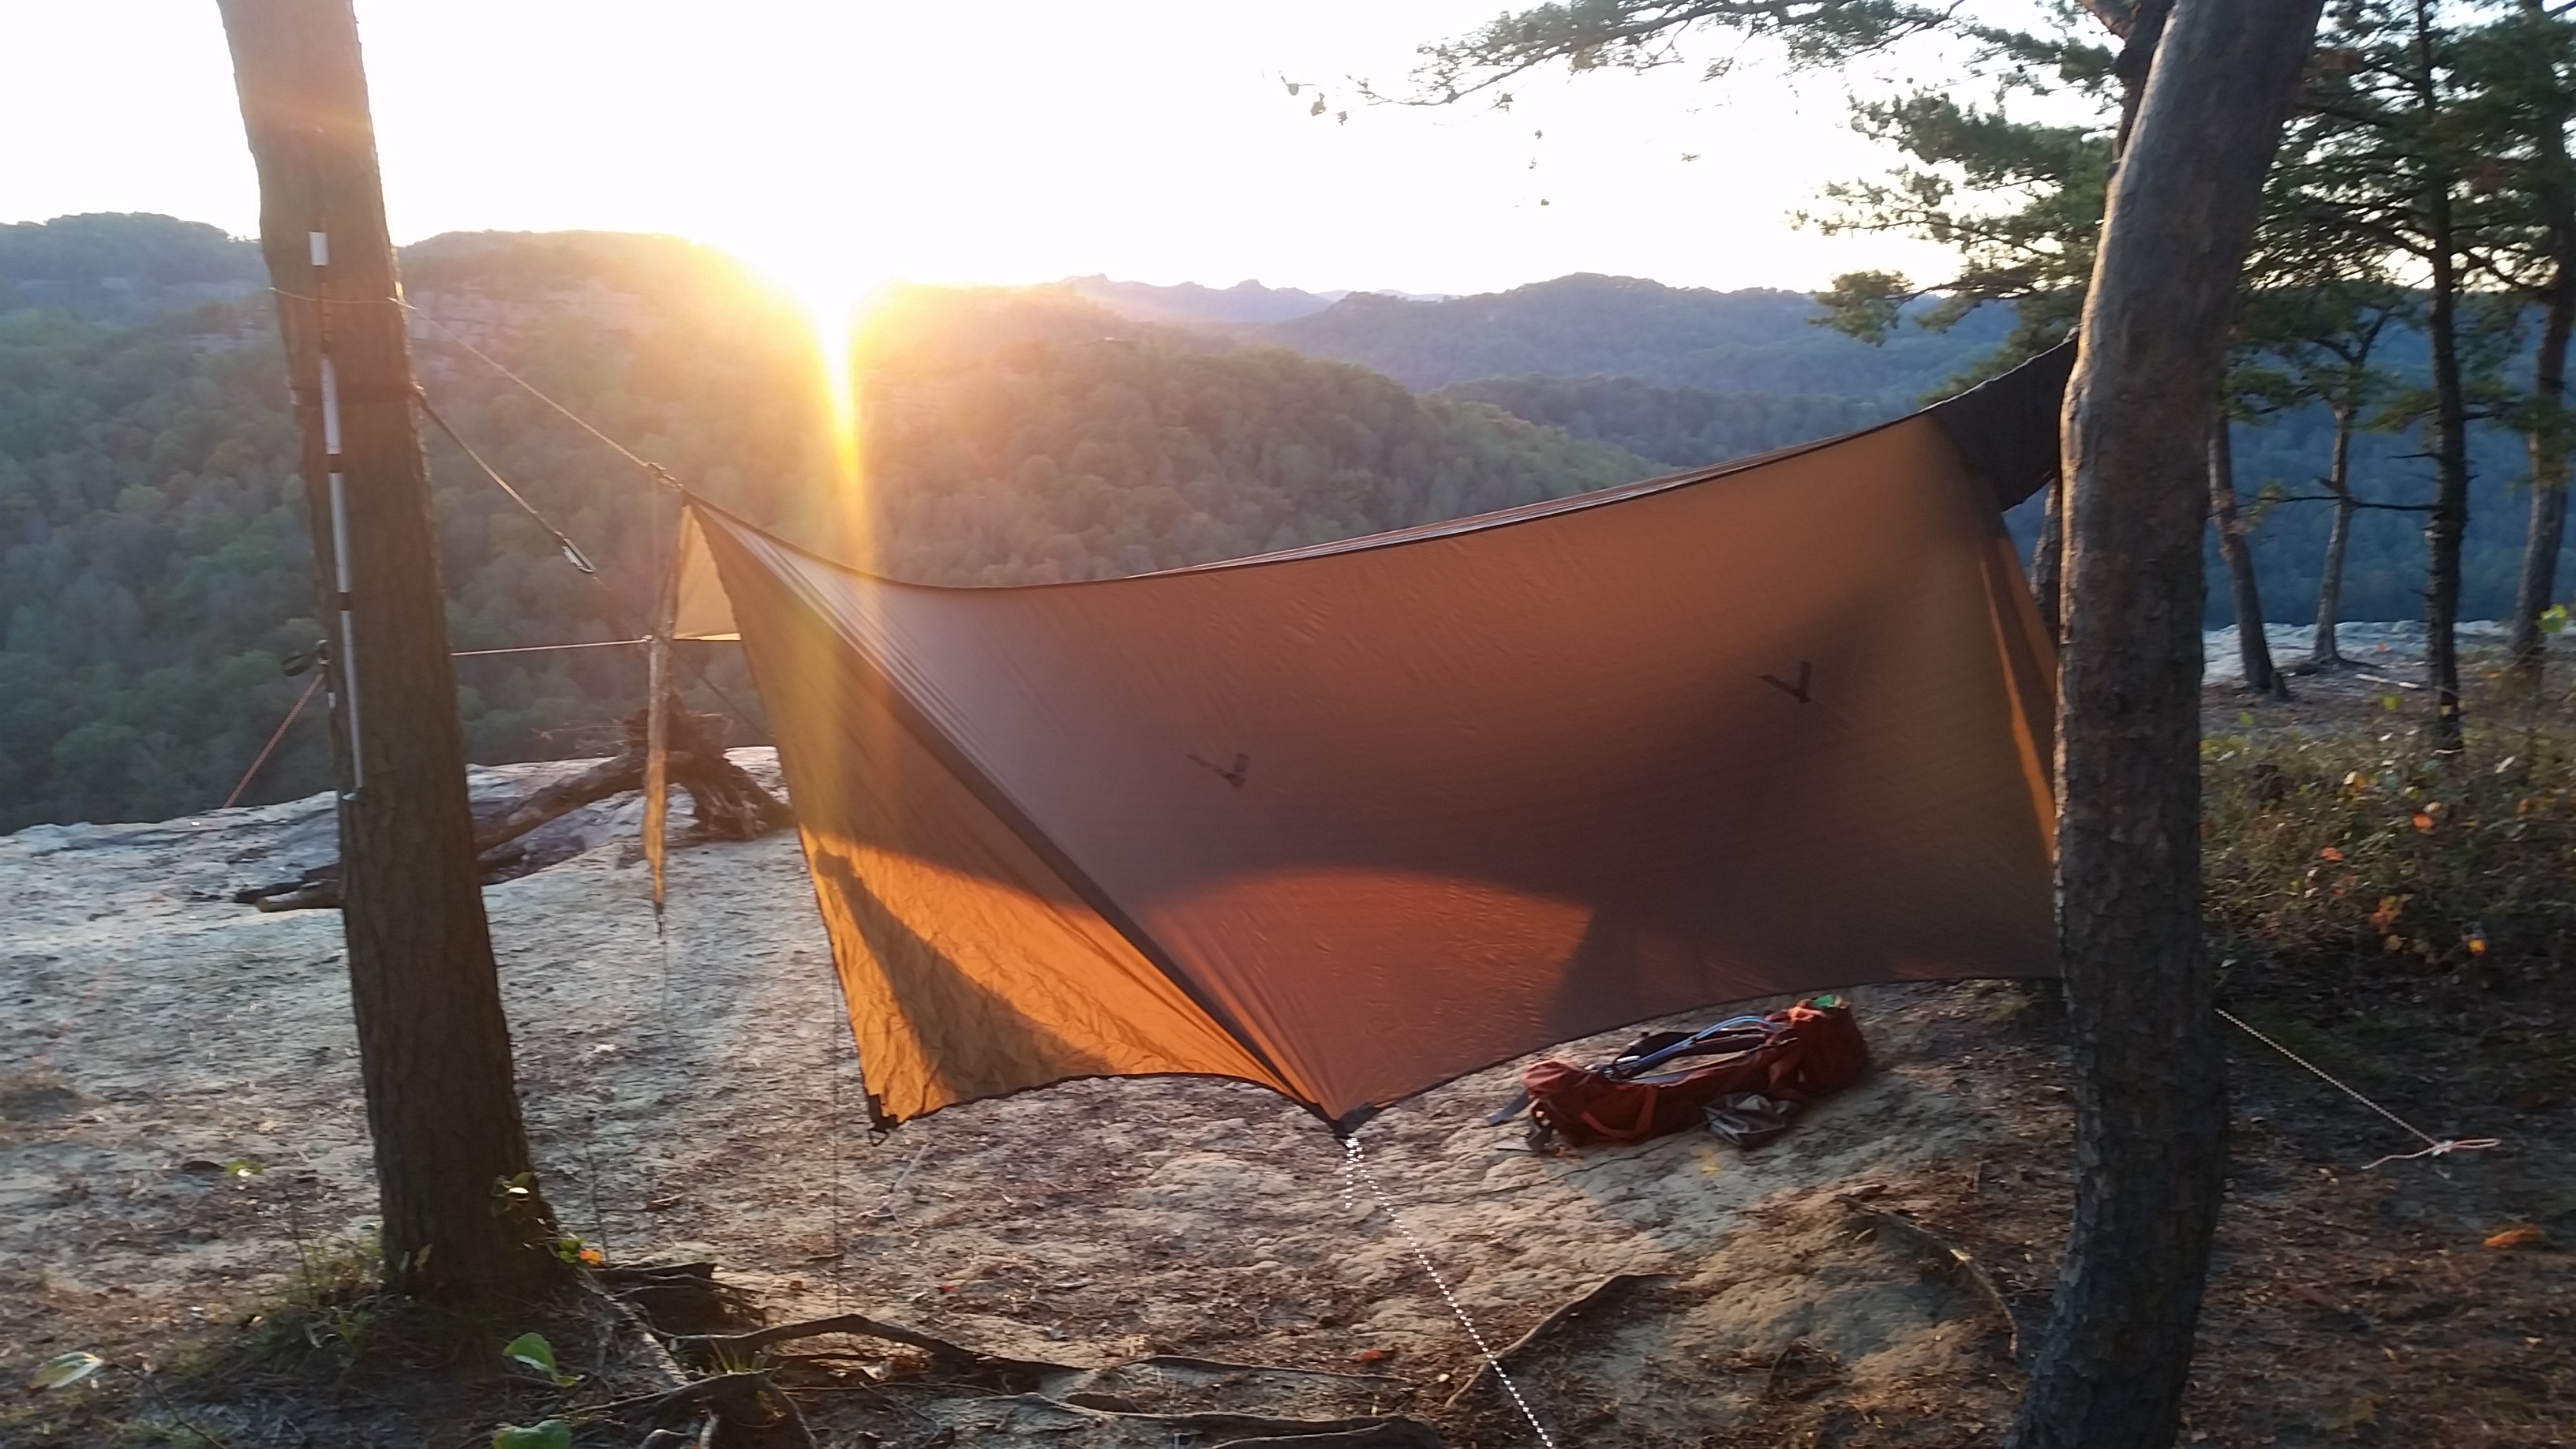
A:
<box><xmin>3</xmin><ymin>213</ymin><xmax>2572</xmax><ymax>829</ymax></box>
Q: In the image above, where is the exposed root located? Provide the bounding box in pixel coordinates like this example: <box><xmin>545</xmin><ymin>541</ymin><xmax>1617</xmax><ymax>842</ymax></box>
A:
<box><xmin>1837</xmin><ymin>1193</ymin><xmax>2025</xmax><ymax>1367</ymax></box>
<box><xmin>1440</xmin><ymin>1271</ymin><xmax>1661</xmax><ymax>1408</ymax></box>
<box><xmin>669</xmin><ymin>1312</ymin><xmax>1076</xmax><ymax>1390</ymax></box>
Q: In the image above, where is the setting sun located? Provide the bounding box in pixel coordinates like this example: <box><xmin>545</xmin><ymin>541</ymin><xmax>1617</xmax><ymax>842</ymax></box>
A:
<box><xmin>756</xmin><ymin>258</ymin><xmax>882</xmax><ymax>493</ymax></box>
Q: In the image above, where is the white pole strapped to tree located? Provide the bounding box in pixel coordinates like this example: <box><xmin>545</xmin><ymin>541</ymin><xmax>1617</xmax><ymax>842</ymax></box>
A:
<box><xmin>310</xmin><ymin>227</ymin><xmax>365</xmax><ymax>795</ymax></box>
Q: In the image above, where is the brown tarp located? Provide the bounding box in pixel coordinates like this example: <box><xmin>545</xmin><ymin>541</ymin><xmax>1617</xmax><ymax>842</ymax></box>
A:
<box><xmin>679</xmin><ymin>399</ymin><xmax>2061</xmax><ymax>1129</ymax></box>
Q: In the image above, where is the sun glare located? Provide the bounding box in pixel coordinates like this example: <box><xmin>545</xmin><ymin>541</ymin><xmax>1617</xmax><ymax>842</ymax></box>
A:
<box><xmin>785</xmin><ymin>273</ymin><xmax>872</xmax><ymax>489</ymax></box>
<box><xmin>738</xmin><ymin>248</ymin><xmax>895</xmax><ymax>562</ymax></box>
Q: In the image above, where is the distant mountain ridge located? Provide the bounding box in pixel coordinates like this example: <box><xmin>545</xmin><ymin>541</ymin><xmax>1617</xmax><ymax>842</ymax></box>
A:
<box><xmin>1061</xmin><ymin>275</ymin><xmax>1348</xmax><ymax>328</ymax></box>
<box><xmin>1264</xmin><ymin>273</ymin><xmax>2009</xmax><ymax>403</ymax></box>
<box><xmin>0</xmin><ymin>213</ymin><xmax>263</xmax><ymax>324</ymax></box>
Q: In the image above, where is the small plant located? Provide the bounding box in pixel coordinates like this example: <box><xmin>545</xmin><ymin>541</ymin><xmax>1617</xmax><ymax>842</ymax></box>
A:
<box><xmin>549</xmin><ymin>1234</ymin><xmax>605</xmax><ymax>1267</ymax></box>
<box><xmin>503</xmin><ymin>1331</ymin><xmax>581</xmax><ymax>1389</ymax></box>
<box><xmin>24</xmin><ymin>1351</ymin><xmax>105</xmax><ymax>1391</ymax></box>
<box><xmin>234</xmin><ymin>1230</ymin><xmax>385</xmax><ymax>1365</ymax></box>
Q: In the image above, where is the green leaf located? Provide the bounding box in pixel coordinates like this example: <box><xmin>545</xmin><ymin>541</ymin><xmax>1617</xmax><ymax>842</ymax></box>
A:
<box><xmin>502</xmin><ymin>1331</ymin><xmax>559</xmax><ymax>1377</ymax></box>
<box><xmin>27</xmin><ymin>1350</ymin><xmax>106</xmax><ymax>1391</ymax></box>
<box><xmin>504</xmin><ymin>1331</ymin><xmax>580</xmax><ymax>1387</ymax></box>
<box><xmin>492</xmin><ymin>1421</ymin><xmax>575</xmax><ymax>1449</ymax></box>
<box><xmin>2541</xmin><ymin>604</ymin><xmax>2569</xmax><ymax>636</ymax></box>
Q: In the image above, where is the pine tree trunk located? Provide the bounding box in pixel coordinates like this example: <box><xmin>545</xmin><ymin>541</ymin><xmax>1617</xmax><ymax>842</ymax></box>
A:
<box><xmin>2415</xmin><ymin>1</ymin><xmax>2472</xmax><ymax>749</ymax></box>
<box><xmin>218</xmin><ymin>0</ymin><xmax>560</xmax><ymax>1300</ymax></box>
<box><xmin>2035</xmin><ymin>477</ymin><xmax>2067</xmax><ymax>641</ymax></box>
<box><xmin>2207</xmin><ymin>416</ymin><xmax>2282</xmax><ymax>695</ymax></box>
<box><xmin>2004</xmin><ymin>1</ymin><xmax>2323</xmax><ymax>1447</ymax></box>
<box><xmin>2313</xmin><ymin>409</ymin><xmax>2357</xmax><ymax>669</ymax></box>
<box><xmin>2514</xmin><ymin>482</ymin><xmax>2571</xmax><ymax>683</ymax></box>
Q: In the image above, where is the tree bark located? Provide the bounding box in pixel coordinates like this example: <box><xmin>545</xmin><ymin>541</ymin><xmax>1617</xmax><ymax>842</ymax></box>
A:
<box><xmin>2006</xmin><ymin>1</ymin><xmax>2323</xmax><ymax>1447</ymax></box>
<box><xmin>2413</xmin><ymin>0</ymin><xmax>2472</xmax><ymax>749</ymax></box>
<box><xmin>2034</xmin><ymin>477</ymin><xmax>2067</xmax><ymax>642</ymax></box>
<box><xmin>219</xmin><ymin>0</ymin><xmax>558</xmax><ymax>1299</ymax></box>
<box><xmin>2207</xmin><ymin>417</ymin><xmax>2284</xmax><ymax>695</ymax></box>
<box><xmin>2313</xmin><ymin>407</ymin><xmax>2358</xmax><ymax>669</ymax></box>
<box><xmin>2513</xmin><ymin>475</ymin><xmax>2572</xmax><ymax>686</ymax></box>
<box><xmin>2110</xmin><ymin>0</ymin><xmax>2179</xmax><ymax>160</ymax></box>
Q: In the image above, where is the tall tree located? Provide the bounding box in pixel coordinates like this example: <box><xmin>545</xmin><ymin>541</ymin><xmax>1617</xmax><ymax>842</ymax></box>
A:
<box><xmin>2228</xmin><ymin>281</ymin><xmax>2412</xmax><ymax>669</ymax></box>
<box><xmin>2025</xmin><ymin>2</ymin><xmax>2322</xmax><ymax>1445</ymax></box>
<box><xmin>218</xmin><ymin>0</ymin><xmax>560</xmax><ymax>1297</ymax></box>
<box><xmin>2467</xmin><ymin>1</ymin><xmax>2576</xmax><ymax>688</ymax></box>
<box><xmin>1399</xmin><ymin>2</ymin><xmax>2323</xmax><ymax>1442</ymax></box>
<box><xmin>1398</xmin><ymin>0</ymin><xmax>2161</xmax><ymax>641</ymax></box>
<box><xmin>2284</xmin><ymin>0</ymin><xmax>2495</xmax><ymax>746</ymax></box>
<box><xmin>2206</xmin><ymin>414</ymin><xmax>2288</xmax><ymax>693</ymax></box>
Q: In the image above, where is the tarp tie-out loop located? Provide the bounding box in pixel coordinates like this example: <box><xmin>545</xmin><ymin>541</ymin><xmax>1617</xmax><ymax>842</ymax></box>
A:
<box><xmin>2218</xmin><ymin>1009</ymin><xmax>2501</xmax><ymax>1170</ymax></box>
<box><xmin>1338</xmin><ymin>1134</ymin><xmax>1557</xmax><ymax>1447</ymax></box>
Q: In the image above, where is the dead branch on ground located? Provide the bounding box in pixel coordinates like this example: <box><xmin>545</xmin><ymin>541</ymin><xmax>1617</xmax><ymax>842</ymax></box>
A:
<box><xmin>235</xmin><ymin>698</ymin><xmax>788</xmax><ymax>910</ymax></box>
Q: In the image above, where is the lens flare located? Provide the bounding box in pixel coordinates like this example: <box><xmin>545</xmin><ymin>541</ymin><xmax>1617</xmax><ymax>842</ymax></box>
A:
<box><xmin>790</xmin><ymin>276</ymin><xmax>867</xmax><ymax>492</ymax></box>
<box><xmin>741</xmin><ymin>249</ymin><xmax>888</xmax><ymax>564</ymax></box>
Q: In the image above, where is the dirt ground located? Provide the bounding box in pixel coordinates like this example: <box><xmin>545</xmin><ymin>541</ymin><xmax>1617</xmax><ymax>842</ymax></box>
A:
<box><xmin>2</xmin><ymin>697</ymin><xmax>2569</xmax><ymax>1444</ymax></box>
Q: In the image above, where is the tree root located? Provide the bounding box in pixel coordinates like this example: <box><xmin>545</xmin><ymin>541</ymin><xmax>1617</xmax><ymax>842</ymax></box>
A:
<box><xmin>1837</xmin><ymin>1194</ymin><xmax>2026</xmax><ymax>1368</ymax></box>
<box><xmin>589</xmin><ymin>1371</ymin><xmax>815</xmax><ymax>1448</ymax></box>
<box><xmin>1440</xmin><ymin>1271</ymin><xmax>1660</xmax><ymax>1408</ymax></box>
<box><xmin>1122</xmin><ymin>1352</ymin><xmax>1411</xmax><ymax>1383</ymax></box>
<box><xmin>669</xmin><ymin>1312</ymin><xmax>1076</xmax><ymax>1391</ymax></box>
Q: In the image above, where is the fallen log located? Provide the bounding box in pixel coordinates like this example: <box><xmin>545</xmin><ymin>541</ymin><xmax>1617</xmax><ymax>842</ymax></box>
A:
<box><xmin>234</xmin><ymin>698</ymin><xmax>789</xmax><ymax>911</ymax></box>
<box><xmin>634</xmin><ymin>702</ymin><xmax>793</xmax><ymax>844</ymax></box>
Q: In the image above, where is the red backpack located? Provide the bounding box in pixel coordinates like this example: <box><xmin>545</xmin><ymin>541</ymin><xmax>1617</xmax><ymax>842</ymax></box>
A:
<box><xmin>1521</xmin><ymin>998</ymin><xmax>1869</xmax><ymax>1148</ymax></box>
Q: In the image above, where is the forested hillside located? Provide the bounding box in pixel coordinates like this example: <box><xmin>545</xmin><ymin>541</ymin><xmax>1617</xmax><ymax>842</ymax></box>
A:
<box><xmin>856</xmin><ymin>286</ymin><xmax>1653</xmax><ymax>583</ymax></box>
<box><xmin>1265</xmin><ymin>274</ymin><xmax>2009</xmax><ymax>399</ymax></box>
<box><xmin>0</xmin><ymin>212</ymin><xmax>263</xmax><ymax>323</ymax></box>
<box><xmin>1435</xmin><ymin>375</ymin><xmax>1896</xmax><ymax>470</ymax></box>
<box><xmin>0</xmin><ymin>225</ymin><xmax>835</xmax><ymax>830</ymax></box>
<box><xmin>8</xmin><ymin>215</ymin><xmax>2574</xmax><ymax>833</ymax></box>
<box><xmin>0</xmin><ymin>219</ymin><xmax>1654</xmax><ymax>829</ymax></box>
<box><xmin>1433</xmin><ymin>359</ymin><xmax>2571</xmax><ymax>629</ymax></box>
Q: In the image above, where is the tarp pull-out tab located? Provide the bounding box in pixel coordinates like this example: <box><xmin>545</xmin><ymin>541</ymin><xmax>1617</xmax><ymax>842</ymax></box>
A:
<box><xmin>686</xmin><ymin>383</ymin><xmax>2062</xmax><ymax>1128</ymax></box>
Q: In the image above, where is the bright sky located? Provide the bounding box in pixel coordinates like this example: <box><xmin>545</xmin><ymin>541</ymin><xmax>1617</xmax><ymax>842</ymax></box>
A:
<box><xmin>3</xmin><ymin>1</ymin><xmax>1971</xmax><ymax>307</ymax></box>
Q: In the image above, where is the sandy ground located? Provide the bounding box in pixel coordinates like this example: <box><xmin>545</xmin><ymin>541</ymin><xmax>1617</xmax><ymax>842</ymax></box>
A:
<box><xmin>1</xmin><ymin>750</ymin><xmax>2066</xmax><ymax>1445</ymax></box>
<box><xmin>2</xmin><ymin>735</ymin><xmax>2567</xmax><ymax>1446</ymax></box>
